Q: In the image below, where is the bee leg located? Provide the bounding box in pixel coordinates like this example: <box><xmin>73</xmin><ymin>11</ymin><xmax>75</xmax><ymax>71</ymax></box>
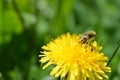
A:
<box><xmin>84</xmin><ymin>42</ymin><xmax>89</xmax><ymax>52</ymax></box>
<box><xmin>89</xmin><ymin>43</ymin><xmax>97</xmax><ymax>52</ymax></box>
<box><xmin>84</xmin><ymin>42</ymin><xmax>88</xmax><ymax>48</ymax></box>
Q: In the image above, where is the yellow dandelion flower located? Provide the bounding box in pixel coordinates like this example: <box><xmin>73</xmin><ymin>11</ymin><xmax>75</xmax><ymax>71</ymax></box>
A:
<box><xmin>39</xmin><ymin>33</ymin><xmax>111</xmax><ymax>80</ymax></box>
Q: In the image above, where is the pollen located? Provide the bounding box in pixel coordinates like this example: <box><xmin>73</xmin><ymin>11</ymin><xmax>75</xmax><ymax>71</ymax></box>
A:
<box><xmin>39</xmin><ymin>33</ymin><xmax>111</xmax><ymax>80</ymax></box>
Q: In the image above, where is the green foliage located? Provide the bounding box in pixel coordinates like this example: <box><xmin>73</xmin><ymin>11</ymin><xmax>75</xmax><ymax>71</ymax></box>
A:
<box><xmin>1</xmin><ymin>0</ymin><xmax>23</xmax><ymax>45</ymax></box>
<box><xmin>0</xmin><ymin>0</ymin><xmax>120</xmax><ymax>80</ymax></box>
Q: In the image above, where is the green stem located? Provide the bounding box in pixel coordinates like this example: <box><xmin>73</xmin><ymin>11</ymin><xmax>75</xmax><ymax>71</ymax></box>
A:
<box><xmin>107</xmin><ymin>40</ymin><xmax>120</xmax><ymax>66</ymax></box>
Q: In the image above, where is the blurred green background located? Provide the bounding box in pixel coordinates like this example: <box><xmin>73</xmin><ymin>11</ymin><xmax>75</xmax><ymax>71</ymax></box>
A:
<box><xmin>0</xmin><ymin>0</ymin><xmax>120</xmax><ymax>80</ymax></box>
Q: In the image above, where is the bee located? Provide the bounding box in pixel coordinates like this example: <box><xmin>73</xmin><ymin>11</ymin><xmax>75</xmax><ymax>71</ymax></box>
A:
<box><xmin>80</xmin><ymin>31</ymin><xmax>96</xmax><ymax>43</ymax></box>
<box><xmin>79</xmin><ymin>31</ymin><xmax>96</xmax><ymax>50</ymax></box>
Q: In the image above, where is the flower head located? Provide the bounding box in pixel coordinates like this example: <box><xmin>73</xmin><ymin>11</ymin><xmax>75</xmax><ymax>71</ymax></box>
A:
<box><xmin>39</xmin><ymin>33</ymin><xmax>111</xmax><ymax>80</ymax></box>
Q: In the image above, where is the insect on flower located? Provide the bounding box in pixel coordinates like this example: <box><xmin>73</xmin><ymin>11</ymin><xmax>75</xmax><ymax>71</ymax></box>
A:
<box><xmin>39</xmin><ymin>32</ymin><xmax>111</xmax><ymax>80</ymax></box>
